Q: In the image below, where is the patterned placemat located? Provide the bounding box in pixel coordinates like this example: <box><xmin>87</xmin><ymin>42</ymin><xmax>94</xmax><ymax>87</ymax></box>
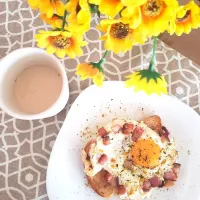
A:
<box><xmin>0</xmin><ymin>1</ymin><xmax>200</xmax><ymax>200</ymax></box>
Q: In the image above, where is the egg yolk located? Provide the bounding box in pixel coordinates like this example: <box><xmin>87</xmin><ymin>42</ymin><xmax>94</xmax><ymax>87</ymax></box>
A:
<box><xmin>132</xmin><ymin>139</ymin><xmax>161</xmax><ymax>168</ymax></box>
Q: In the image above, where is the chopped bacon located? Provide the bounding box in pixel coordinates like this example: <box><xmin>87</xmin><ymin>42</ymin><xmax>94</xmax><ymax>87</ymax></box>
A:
<box><xmin>122</xmin><ymin>123</ymin><xmax>134</xmax><ymax>135</ymax></box>
<box><xmin>142</xmin><ymin>180</ymin><xmax>151</xmax><ymax>192</ymax></box>
<box><xmin>98</xmin><ymin>127</ymin><xmax>108</xmax><ymax>137</ymax></box>
<box><xmin>98</xmin><ymin>154</ymin><xmax>108</xmax><ymax>165</ymax></box>
<box><xmin>102</xmin><ymin>135</ymin><xmax>110</xmax><ymax>145</ymax></box>
<box><xmin>132</xmin><ymin>127</ymin><xmax>144</xmax><ymax>141</ymax></box>
<box><xmin>162</xmin><ymin>126</ymin><xmax>170</xmax><ymax>136</ymax></box>
<box><xmin>161</xmin><ymin>126</ymin><xmax>170</xmax><ymax>143</ymax></box>
<box><xmin>118</xmin><ymin>185</ymin><xmax>126</xmax><ymax>195</ymax></box>
<box><xmin>160</xmin><ymin>126</ymin><xmax>171</xmax><ymax>142</ymax></box>
<box><xmin>149</xmin><ymin>176</ymin><xmax>162</xmax><ymax>187</ymax></box>
<box><xmin>164</xmin><ymin>171</ymin><xmax>177</xmax><ymax>181</ymax></box>
<box><xmin>112</xmin><ymin>124</ymin><xmax>122</xmax><ymax>133</ymax></box>
<box><xmin>172</xmin><ymin>163</ymin><xmax>181</xmax><ymax>174</ymax></box>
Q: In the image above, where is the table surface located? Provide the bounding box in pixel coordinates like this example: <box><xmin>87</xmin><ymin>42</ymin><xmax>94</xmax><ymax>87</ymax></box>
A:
<box><xmin>0</xmin><ymin>1</ymin><xmax>200</xmax><ymax>200</ymax></box>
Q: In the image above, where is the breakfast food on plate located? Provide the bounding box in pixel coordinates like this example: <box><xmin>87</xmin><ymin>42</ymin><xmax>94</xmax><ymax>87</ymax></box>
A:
<box><xmin>81</xmin><ymin>115</ymin><xmax>181</xmax><ymax>199</ymax></box>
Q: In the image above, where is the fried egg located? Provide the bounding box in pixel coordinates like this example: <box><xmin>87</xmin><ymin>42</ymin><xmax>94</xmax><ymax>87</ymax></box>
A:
<box><xmin>82</xmin><ymin>119</ymin><xmax>178</xmax><ymax>200</ymax></box>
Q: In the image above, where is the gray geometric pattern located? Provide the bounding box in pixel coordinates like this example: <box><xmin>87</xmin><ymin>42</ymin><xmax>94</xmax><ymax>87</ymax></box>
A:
<box><xmin>0</xmin><ymin>0</ymin><xmax>199</xmax><ymax>200</ymax></box>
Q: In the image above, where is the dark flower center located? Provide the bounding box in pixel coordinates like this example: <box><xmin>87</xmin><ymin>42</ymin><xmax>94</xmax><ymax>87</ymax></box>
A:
<box><xmin>176</xmin><ymin>10</ymin><xmax>191</xmax><ymax>23</ymax></box>
<box><xmin>110</xmin><ymin>22</ymin><xmax>130</xmax><ymax>39</ymax></box>
<box><xmin>49</xmin><ymin>35</ymin><xmax>71</xmax><ymax>49</ymax></box>
<box><xmin>143</xmin><ymin>0</ymin><xmax>164</xmax><ymax>17</ymax></box>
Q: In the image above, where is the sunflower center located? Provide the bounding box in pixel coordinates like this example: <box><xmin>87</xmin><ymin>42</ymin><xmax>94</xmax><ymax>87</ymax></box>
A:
<box><xmin>110</xmin><ymin>22</ymin><xmax>130</xmax><ymax>39</ymax></box>
<box><xmin>49</xmin><ymin>35</ymin><xmax>71</xmax><ymax>49</ymax></box>
<box><xmin>176</xmin><ymin>10</ymin><xmax>191</xmax><ymax>23</ymax></box>
<box><xmin>143</xmin><ymin>0</ymin><xmax>164</xmax><ymax>17</ymax></box>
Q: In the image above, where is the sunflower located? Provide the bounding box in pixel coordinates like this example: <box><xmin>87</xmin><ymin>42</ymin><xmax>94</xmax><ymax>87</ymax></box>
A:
<box><xmin>137</xmin><ymin>0</ymin><xmax>178</xmax><ymax>36</ymax></box>
<box><xmin>66</xmin><ymin>0</ymin><xmax>91</xmax><ymax>33</ymax></box>
<box><xmin>35</xmin><ymin>30</ymin><xmax>87</xmax><ymax>58</ymax></box>
<box><xmin>76</xmin><ymin>63</ymin><xmax>104</xmax><ymax>86</ymax></box>
<box><xmin>125</xmin><ymin>70</ymin><xmax>168</xmax><ymax>95</ymax></box>
<box><xmin>169</xmin><ymin>1</ymin><xmax>200</xmax><ymax>36</ymax></box>
<box><xmin>40</xmin><ymin>14</ymin><xmax>63</xmax><ymax>29</ymax></box>
<box><xmin>97</xmin><ymin>19</ymin><xmax>147</xmax><ymax>54</ymax></box>
<box><xmin>28</xmin><ymin>0</ymin><xmax>65</xmax><ymax>18</ymax></box>
<box><xmin>89</xmin><ymin>0</ymin><xmax>124</xmax><ymax>18</ymax></box>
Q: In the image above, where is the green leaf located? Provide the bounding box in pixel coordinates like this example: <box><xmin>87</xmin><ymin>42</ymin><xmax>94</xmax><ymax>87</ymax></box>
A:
<box><xmin>90</xmin><ymin>62</ymin><xmax>104</xmax><ymax>73</ymax></box>
<box><xmin>137</xmin><ymin>69</ymin><xmax>162</xmax><ymax>84</ymax></box>
<box><xmin>89</xmin><ymin>4</ymin><xmax>100</xmax><ymax>18</ymax></box>
<box><xmin>89</xmin><ymin>4</ymin><xmax>98</xmax><ymax>13</ymax></box>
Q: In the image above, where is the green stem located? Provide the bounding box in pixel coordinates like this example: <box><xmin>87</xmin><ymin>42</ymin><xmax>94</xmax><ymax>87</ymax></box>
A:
<box><xmin>149</xmin><ymin>37</ymin><xmax>157</xmax><ymax>72</ymax></box>
<box><xmin>61</xmin><ymin>10</ymin><xmax>67</xmax><ymax>31</ymax></box>
<box><xmin>61</xmin><ymin>0</ymin><xmax>69</xmax><ymax>31</ymax></box>
<box><xmin>98</xmin><ymin>50</ymin><xmax>109</xmax><ymax>65</ymax></box>
<box><xmin>102</xmin><ymin>50</ymin><xmax>109</xmax><ymax>59</ymax></box>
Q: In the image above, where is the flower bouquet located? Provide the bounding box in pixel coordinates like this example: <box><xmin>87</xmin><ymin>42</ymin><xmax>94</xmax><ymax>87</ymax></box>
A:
<box><xmin>28</xmin><ymin>0</ymin><xmax>200</xmax><ymax>95</ymax></box>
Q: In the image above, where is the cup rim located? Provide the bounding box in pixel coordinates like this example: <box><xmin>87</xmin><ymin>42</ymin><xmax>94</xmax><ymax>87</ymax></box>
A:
<box><xmin>0</xmin><ymin>47</ymin><xmax>69</xmax><ymax>120</ymax></box>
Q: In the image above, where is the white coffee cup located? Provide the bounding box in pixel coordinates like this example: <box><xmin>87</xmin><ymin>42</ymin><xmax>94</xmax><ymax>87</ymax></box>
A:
<box><xmin>0</xmin><ymin>48</ymin><xmax>69</xmax><ymax>120</ymax></box>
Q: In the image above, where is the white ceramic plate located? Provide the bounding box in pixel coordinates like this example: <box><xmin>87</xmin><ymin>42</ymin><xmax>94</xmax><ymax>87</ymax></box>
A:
<box><xmin>47</xmin><ymin>81</ymin><xmax>200</xmax><ymax>200</ymax></box>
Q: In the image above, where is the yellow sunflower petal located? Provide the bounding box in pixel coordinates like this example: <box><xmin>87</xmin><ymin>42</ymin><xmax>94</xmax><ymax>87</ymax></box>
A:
<box><xmin>88</xmin><ymin>0</ymin><xmax>101</xmax><ymax>5</ymax></box>
<box><xmin>56</xmin><ymin>49</ymin><xmax>66</xmax><ymax>58</ymax></box>
<box><xmin>37</xmin><ymin>39</ymin><xmax>49</xmax><ymax>48</ymax></box>
<box><xmin>27</xmin><ymin>0</ymin><xmax>40</xmax><ymax>9</ymax></box>
<box><xmin>93</xmin><ymin>72</ymin><xmax>104</xmax><ymax>86</ymax></box>
<box><xmin>55</xmin><ymin>1</ymin><xmax>65</xmax><ymax>16</ymax></box>
<box><xmin>66</xmin><ymin>49</ymin><xmax>76</xmax><ymax>58</ymax></box>
<box><xmin>46</xmin><ymin>7</ymin><xmax>54</xmax><ymax>18</ymax></box>
<box><xmin>46</xmin><ymin>44</ymin><xmax>56</xmax><ymax>54</ymax></box>
<box><xmin>61</xmin><ymin>31</ymin><xmax>72</xmax><ymax>37</ymax></box>
<box><xmin>98</xmin><ymin>0</ymin><xmax>124</xmax><ymax>18</ymax></box>
<box><xmin>122</xmin><ymin>0</ymin><xmax>147</xmax><ymax>8</ymax></box>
